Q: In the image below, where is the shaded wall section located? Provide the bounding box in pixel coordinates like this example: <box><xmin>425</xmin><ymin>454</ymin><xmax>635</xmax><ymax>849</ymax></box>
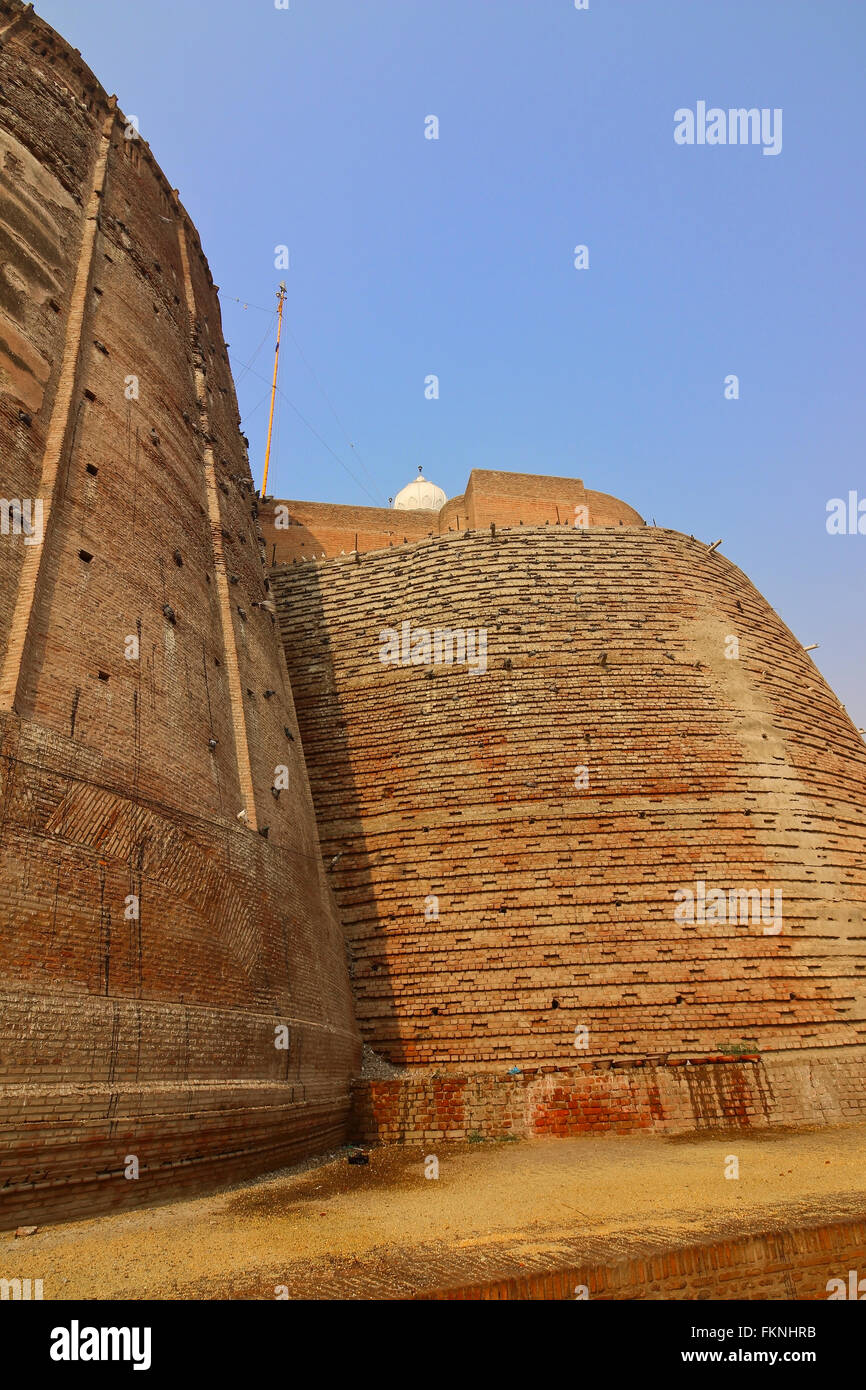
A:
<box><xmin>0</xmin><ymin>0</ymin><xmax>360</xmax><ymax>1229</ymax></box>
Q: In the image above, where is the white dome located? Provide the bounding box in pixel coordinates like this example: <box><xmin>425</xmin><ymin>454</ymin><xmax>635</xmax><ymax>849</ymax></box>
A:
<box><xmin>393</xmin><ymin>469</ymin><xmax>447</xmax><ymax>512</ymax></box>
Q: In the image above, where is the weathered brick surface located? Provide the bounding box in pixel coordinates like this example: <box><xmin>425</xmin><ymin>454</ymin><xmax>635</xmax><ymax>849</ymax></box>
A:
<box><xmin>274</xmin><ymin>522</ymin><xmax>866</xmax><ymax>1068</ymax></box>
<box><xmin>0</xmin><ymin>0</ymin><xmax>360</xmax><ymax>1229</ymax></box>
<box><xmin>351</xmin><ymin>1053</ymin><xmax>866</xmax><ymax>1143</ymax></box>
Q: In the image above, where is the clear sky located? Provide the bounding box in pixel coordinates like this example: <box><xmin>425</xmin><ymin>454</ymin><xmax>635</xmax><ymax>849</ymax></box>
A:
<box><xmin>36</xmin><ymin>0</ymin><xmax>866</xmax><ymax>727</ymax></box>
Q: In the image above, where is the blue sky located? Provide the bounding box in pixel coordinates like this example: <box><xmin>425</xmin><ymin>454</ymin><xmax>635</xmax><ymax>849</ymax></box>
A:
<box><xmin>38</xmin><ymin>0</ymin><xmax>866</xmax><ymax>726</ymax></box>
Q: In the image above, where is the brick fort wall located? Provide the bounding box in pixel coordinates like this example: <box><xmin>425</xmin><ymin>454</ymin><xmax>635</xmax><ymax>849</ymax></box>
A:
<box><xmin>272</xmin><ymin>523</ymin><xmax>866</xmax><ymax>1075</ymax></box>
<box><xmin>259</xmin><ymin>469</ymin><xmax>645</xmax><ymax>565</ymax></box>
<box><xmin>0</xmin><ymin>0</ymin><xmax>360</xmax><ymax>1229</ymax></box>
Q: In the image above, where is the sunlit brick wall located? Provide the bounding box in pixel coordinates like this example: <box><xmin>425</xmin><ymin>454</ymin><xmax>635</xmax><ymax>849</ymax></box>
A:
<box><xmin>274</xmin><ymin>521</ymin><xmax>866</xmax><ymax>1069</ymax></box>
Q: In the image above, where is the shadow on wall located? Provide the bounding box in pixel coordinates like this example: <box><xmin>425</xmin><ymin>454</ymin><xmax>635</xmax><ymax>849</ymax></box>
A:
<box><xmin>267</xmin><ymin>520</ymin><xmax>331</xmax><ymax>565</ymax></box>
<box><xmin>274</xmin><ymin>557</ymin><xmax>405</xmax><ymax>1067</ymax></box>
<box><xmin>262</xmin><ymin>508</ymin><xmax>437</xmax><ymax>567</ymax></box>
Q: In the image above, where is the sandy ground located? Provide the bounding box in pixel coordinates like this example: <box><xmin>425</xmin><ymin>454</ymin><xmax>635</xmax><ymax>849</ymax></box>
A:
<box><xmin>3</xmin><ymin>1125</ymin><xmax>865</xmax><ymax>1299</ymax></box>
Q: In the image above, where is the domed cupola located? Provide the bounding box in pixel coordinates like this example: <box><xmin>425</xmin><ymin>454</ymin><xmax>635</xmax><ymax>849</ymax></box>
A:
<box><xmin>392</xmin><ymin>466</ymin><xmax>447</xmax><ymax>512</ymax></box>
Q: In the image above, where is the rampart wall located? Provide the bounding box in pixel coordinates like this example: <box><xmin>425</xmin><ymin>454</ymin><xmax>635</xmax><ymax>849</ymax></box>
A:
<box><xmin>260</xmin><ymin>470</ymin><xmax>645</xmax><ymax>564</ymax></box>
<box><xmin>273</xmin><ymin>525</ymin><xmax>866</xmax><ymax>1071</ymax></box>
<box><xmin>0</xmin><ymin>0</ymin><xmax>360</xmax><ymax>1229</ymax></box>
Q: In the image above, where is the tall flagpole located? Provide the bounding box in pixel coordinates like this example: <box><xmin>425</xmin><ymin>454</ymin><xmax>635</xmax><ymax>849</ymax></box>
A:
<box><xmin>261</xmin><ymin>280</ymin><xmax>287</xmax><ymax>495</ymax></box>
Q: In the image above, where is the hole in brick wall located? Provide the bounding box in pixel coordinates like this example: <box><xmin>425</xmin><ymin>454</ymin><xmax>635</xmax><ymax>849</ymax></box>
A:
<box><xmin>78</xmin><ymin>549</ymin><xmax>93</xmax><ymax>563</ymax></box>
<box><xmin>97</xmin><ymin>671</ymin><xmax>109</xmax><ymax>682</ymax></box>
<box><xmin>431</xmin><ymin>1008</ymin><xmax>439</xmax><ymax>1016</ymax></box>
<box><xmin>551</xmin><ymin>999</ymin><xmax>560</xmax><ymax>1009</ymax></box>
<box><xmin>85</xmin><ymin>464</ymin><xmax>98</xmax><ymax>477</ymax></box>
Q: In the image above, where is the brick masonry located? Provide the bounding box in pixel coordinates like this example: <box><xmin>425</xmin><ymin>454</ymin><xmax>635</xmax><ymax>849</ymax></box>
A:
<box><xmin>2</xmin><ymin>0</ymin><xmax>866</xmax><ymax>1237</ymax></box>
<box><xmin>273</xmin><ymin>523</ymin><xmax>866</xmax><ymax>1073</ymax></box>
<box><xmin>351</xmin><ymin>1053</ymin><xmax>866</xmax><ymax>1144</ymax></box>
<box><xmin>420</xmin><ymin>1218</ymin><xmax>866</xmax><ymax>1300</ymax></box>
<box><xmin>259</xmin><ymin>468</ymin><xmax>645</xmax><ymax>565</ymax></box>
<box><xmin>0</xmin><ymin>0</ymin><xmax>360</xmax><ymax>1229</ymax></box>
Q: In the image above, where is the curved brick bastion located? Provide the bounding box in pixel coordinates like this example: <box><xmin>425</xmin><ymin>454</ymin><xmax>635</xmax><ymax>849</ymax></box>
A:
<box><xmin>272</xmin><ymin>522</ymin><xmax>866</xmax><ymax>1081</ymax></box>
<box><xmin>0</xmin><ymin>1</ymin><xmax>359</xmax><ymax>1227</ymax></box>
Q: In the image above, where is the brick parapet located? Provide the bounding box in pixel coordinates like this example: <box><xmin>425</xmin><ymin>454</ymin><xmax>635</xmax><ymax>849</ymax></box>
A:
<box><xmin>260</xmin><ymin>469</ymin><xmax>645</xmax><ymax>564</ymax></box>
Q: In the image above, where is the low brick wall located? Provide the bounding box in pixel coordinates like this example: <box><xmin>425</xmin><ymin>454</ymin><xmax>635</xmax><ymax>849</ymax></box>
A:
<box><xmin>421</xmin><ymin>1218</ymin><xmax>866</xmax><ymax>1300</ymax></box>
<box><xmin>351</xmin><ymin>1052</ymin><xmax>866</xmax><ymax>1143</ymax></box>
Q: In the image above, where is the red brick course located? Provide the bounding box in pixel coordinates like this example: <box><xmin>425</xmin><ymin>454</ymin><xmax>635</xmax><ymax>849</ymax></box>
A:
<box><xmin>351</xmin><ymin>1053</ymin><xmax>866</xmax><ymax>1144</ymax></box>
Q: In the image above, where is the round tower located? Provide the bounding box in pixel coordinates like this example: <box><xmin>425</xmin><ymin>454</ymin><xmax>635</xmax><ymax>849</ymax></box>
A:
<box><xmin>0</xmin><ymin>0</ymin><xmax>359</xmax><ymax>1227</ymax></box>
<box><xmin>274</xmin><ymin>513</ymin><xmax>866</xmax><ymax>1077</ymax></box>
